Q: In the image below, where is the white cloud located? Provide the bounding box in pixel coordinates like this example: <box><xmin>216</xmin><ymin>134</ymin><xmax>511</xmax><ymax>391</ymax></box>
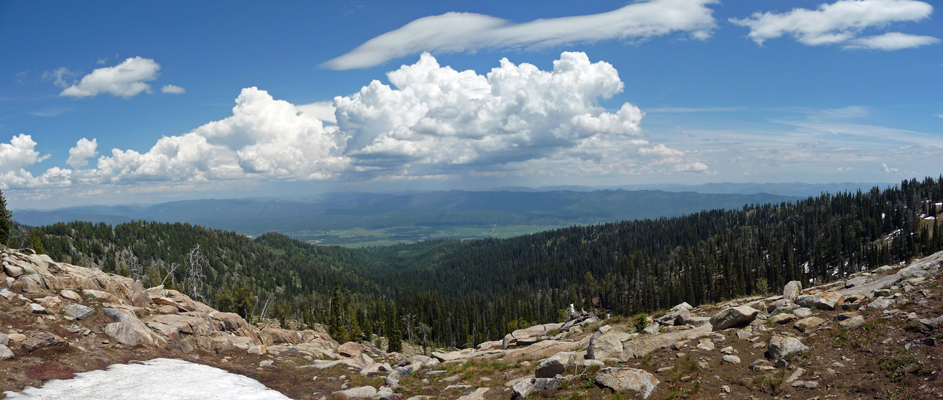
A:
<box><xmin>43</xmin><ymin>67</ymin><xmax>76</xmax><ymax>88</ymax></box>
<box><xmin>882</xmin><ymin>163</ymin><xmax>899</xmax><ymax>173</ymax></box>
<box><xmin>335</xmin><ymin>52</ymin><xmax>643</xmax><ymax>175</ymax></box>
<box><xmin>161</xmin><ymin>84</ymin><xmax>185</xmax><ymax>94</ymax></box>
<box><xmin>0</xmin><ymin>134</ymin><xmax>70</xmax><ymax>190</ymax></box>
<box><xmin>674</xmin><ymin>161</ymin><xmax>709</xmax><ymax>172</ymax></box>
<box><xmin>937</xmin><ymin>114</ymin><xmax>943</xmax><ymax>119</ymax></box>
<box><xmin>86</xmin><ymin>87</ymin><xmax>348</xmax><ymax>184</ymax></box>
<box><xmin>296</xmin><ymin>101</ymin><xmax>337</xmax><ymax>123</ymax></box>
<box><xmin>60</xmin><ymin>57</ymin><xmax>160</xmax><ymax>98</ymax></box>
<box><xmin>845</xmin><ymin>32</ymin><xmax>940</xmax><ymax>50</ymax></box>
<box><xmin>639</xmin><ymin>144</ymin><xmax>684</xmax><ymax>158</ymax></box>
<box><xmin>66</xmin><ymin>138</ymin><xmax>98</xmax><ymax>168</ymax></box>
<box><xmin>730</xmin><ymin>0</ymin><xmax>936</xmax><ymax>50</ymax></box>
<box><xmin>323</xmin><ymin>0</ymin><xmax>719</xmax><ymax>69</ymax></box>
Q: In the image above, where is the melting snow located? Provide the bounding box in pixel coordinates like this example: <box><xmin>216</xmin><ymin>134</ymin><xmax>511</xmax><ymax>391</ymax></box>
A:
<box><xmin>3</xmin><ymin>358</ymin><xmax>290</xmax><ymax>400</ymax></box>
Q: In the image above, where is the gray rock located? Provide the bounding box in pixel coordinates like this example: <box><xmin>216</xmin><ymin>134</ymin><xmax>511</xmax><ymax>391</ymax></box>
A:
<box><xmin>587</xmin><ymin>331</ymin><xmax>630</xmax><ymax>361</ymax></box>
<box><xmin>0</xmin><ymin>332</ymin><xmax>7</xmax><ymax>346</ymax></box>
<box><xmin>0</xmin><ymin>288</ymin><xmax>16</xmax><ymax>300</ymax></box>
<box><xmin>22</xmin><ymin>331</ymin><xmax>64</xmax><ymax>352</ymax></box>
<box><xmin>795</xmin><ymin>292</ymin><xmax>844</xmax><ymax>310</ymax></box>
<box><xmin>456</xmin><ymin>387</ymin><xmax>489</xmax><ymax>400</ymax></box>
<box><xmin>904</xmin><ymin>338</ymin><xmax>937</xmax><ymax>350</ymax></box>
<box><xmin>595</xmin><ymin>367</ymin><xmax>660</xmax><ymax>399</ymax></box>
<box><xmin>794</xmin><ymin>317</ymin><xmax>825</xmax><ymax>332</ymax></box>
<box><xmin>769</xmin><ymin>313</ymin><xmax>798</xmax><ymax>325</ymax></box>
<box><xmin>709</xmin><ymin>306</ymin><xmax>759</xmax><ymax>331</ymax></box>
<box><xmin>104</xmin><ymin>322</ymin><xmax>143</xmax><ymax>346</ymax></box>
<box><xmin>59</xmin><ymin>289</ymin><xmax>82</xmax><ymax>302</ymax></box>
<box><xmin>63</xmin><ymin>304</ymin><xmax>95</xmax><ymax>320</ymax></box>
<box><xmin>918</xmin><ymin>316</ymin><xmax>943</xmax><ymax>330</ymax></box>
<box><xmin>374</xmin><ymin>386</ymin><xmax>397</xmax><ymax>400</ymax></box>
<box><xmin>673</xmin><ymin>307</ymin><xmax>692</xmax><ymax>325</ymax></box>
<box><xmin>783</xmin><ymin>281</ymin><xmax>802</xmax><ymax>301</ymax></box>
<box><xmin>768</xmin><ymin>299</ymin><xmax>793</xmax><ymax>313</ymax></box>
<box><xmin>333</xmin><ymin>386</ymin><xmax>377</xmax><ymax>399</ymax></box>
<box><xmin>0</xmin><ymin>344</ymin><xmax>13</xmax><ymax>360</ymax></box>
<box><xmin>535</xmin><ymin>358</ymin><xmax>566</xmax><ymax>378</ymax></box>
<box><xmin>696</xmin><ymin>339</ymin><xmax>715</xmax><ymax>351</ymax></box>
<box><xmin>512</xmin><ymin>377</ymin><xmax>562</xmax><ymax>398</ymax></box>
<box><xmin>722</xmin><ymin>355</ymin><xmax>741</xmax><ymax>364</ymax></box>
<box><xmin>29</xmin><ymin>303</ymin><xmax>47</xmax><ymax>314</ymax></box>
<box><xmin>745</xmin><ymin>300</ymin><xmax>768</xmax><ymax>314</ymax></box>
<box><xmin>868</xmin><ymin>298</ymin><xmax>895</xmax><ymax>309</ymax></box>
<box><xmin>839</xmin><ymin>315</ymin><xmax>866</xmax><ymax>329</ymax></box>
<box><xmin>768</xmin><ymin>336</ymin><xmax>808</xmax><ymax>360</ymax></box>
<box><xmin>643</xmin><ymin>322</ymin><xmax>661</xmax><ymax>335</ymax></box>
<box><xmin>793</xmin><ymin>308</ymin><xmax>812</xmax><ymax>318</ymax></box>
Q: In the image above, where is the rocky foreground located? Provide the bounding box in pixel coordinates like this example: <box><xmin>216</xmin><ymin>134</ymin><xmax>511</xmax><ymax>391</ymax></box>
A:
<box><xmin>1</xmin><ymin>247</ymin><xmax>942</xmax><ymax>399</ymax></box>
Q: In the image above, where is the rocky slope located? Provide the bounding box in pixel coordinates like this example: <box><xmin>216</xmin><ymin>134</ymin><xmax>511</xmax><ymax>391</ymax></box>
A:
<box><xmin>1</xmin><ymin>246</ymin><xmax>942</xmax><ymax>399</ymax></box>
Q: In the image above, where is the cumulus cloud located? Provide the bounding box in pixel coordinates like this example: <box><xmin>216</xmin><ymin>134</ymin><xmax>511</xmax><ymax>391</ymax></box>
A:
<box><xmin>0</xmin><ymin>134</ymin><xmax>70</xmax><ymax>189</ymax></box>
<box><xmin>60</xmin><ymin>57</ymin><xmax>160</xmax><ymax>98</ymax></box>
<box><xmin>730</xmin><ymin>0</ymin><xmax>937</xmax><ymax>50</ymax></box>
<box><xmin>66</xmin><ymin>138</ymin><xmax>98</xmax><ymax>168</ymax></box>
<box><xmin>85</xmin><ymin>87</ymin><xmax>348</xmax><ymax>184</ymax></box>
<box><xmin>296</xmin><ymin>101</ymin><xmax>337</xmax><ymax>123</ymax></box>
<box><xmin>4</xmin><ymin>52</ymin><xmax>706</xmax><ymax>192</ymax></box>
<box><xmin>161</xmin><ymin>84</ymin><xmax>185</xmax><ymax>94</ymax></box>
<box><xmin>882</xmin><ymin>163</ymin><xmax>899</xmax><ymax>173</ymax></box>
<box><xmin>323</xmin><ymin>0</ymin><xmax>719</xmax><ymax>69</ymax></box>
<box><xmin>845</xmin><ymin>32</ymin><xmax>940</xmax><ymax>50</ymax></box>
<box><xmin>335</xmin><ymin>52</ymin><xmax>643</xmax><ymax>175</ymax></box>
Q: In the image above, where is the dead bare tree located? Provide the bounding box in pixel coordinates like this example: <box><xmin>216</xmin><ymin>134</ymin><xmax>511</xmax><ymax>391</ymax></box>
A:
<box><xmin>118</xmin><ymin>245</ymin><xmax>143</xmax><ymax>282</ymax></box>
<box><xmin>185</xmin><ymin>244</ymin><xmax>207</xmax><ymax>301</ymax></box>
<box><xmin>160</xmin><ymin>262</ymin><xmax>179</xmax><ymax>287</ymax></box>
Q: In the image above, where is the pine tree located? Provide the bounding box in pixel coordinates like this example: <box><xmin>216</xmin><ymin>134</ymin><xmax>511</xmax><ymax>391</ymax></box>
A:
<box><xmin>0</xmin><ymin>189</ymin><xmax>9</xmax><ymax>246</ymax></box>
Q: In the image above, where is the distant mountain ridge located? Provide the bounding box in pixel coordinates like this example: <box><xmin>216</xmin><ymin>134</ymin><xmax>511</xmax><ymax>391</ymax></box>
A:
<box><xmin>13</xmin><ymin>190</ymin><xmax>798</xmax><ymax>244</ymax></box>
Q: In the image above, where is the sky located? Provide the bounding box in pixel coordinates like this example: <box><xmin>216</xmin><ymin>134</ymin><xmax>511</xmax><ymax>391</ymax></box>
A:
<box><xmin>0</xmin><ymin>0</ymin><xmax>941</xmax><ymax>208</ymax></box>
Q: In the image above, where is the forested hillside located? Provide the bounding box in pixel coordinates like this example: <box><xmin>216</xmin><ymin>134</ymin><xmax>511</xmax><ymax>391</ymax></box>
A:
<box><xmin>15</xmin><ymin>177</ymin><xmax>943</xmax><ymax>350</ymax></box>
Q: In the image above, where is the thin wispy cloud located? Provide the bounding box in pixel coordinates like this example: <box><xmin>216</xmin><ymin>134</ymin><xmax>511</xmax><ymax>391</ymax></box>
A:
<box><xmin>322</xmin><ymin>0</ymin><xmax>719</xmax><ymax>70</ymax></box>
<box><xmin>730</xmin><ymin>0</ymin><xmax>937</xmax><ymax>50</ymax></box>
<box><xmin>645</xmin><ymin>106</ymin><xmax>744</xmax><ymax>113</ymax></box>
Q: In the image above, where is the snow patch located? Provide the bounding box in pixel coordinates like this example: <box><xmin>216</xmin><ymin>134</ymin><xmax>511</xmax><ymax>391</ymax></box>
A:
<box><xmin>4</xmin><ymin>358</ymin><xmax>290</xmax><ymax>400</ymax></box>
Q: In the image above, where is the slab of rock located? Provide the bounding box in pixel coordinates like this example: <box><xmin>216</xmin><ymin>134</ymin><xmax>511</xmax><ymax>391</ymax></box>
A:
<box><xmin>0</xmin><ymin>332</ymin><xmax>7</xmax><ymax>346</ymax></box>
<box><xmin>673</xmin><ymin>307</ymin><xmax>692</xmax><ymax>325</ymax></box>
<box><xmin>621</xmin><ymin>323</ymin><xmax>711</xmax><ymax>360</ymax></box>
<box><xmin>535</xmin><ymin>358</ymin><xmax>565</xmax><ymax>378</ymax></box>
<box><xmin>768</xmin><ymin>336</ymin><xmax>808</xmax><ymax>360</ymax></box>
<box><xmin>868</xmin><ymin>298</ymin><xmax>895</xmax><ymax>309</ymax></box>
<box><xmin>29</xmin><ymin>303</ymin><xmax>47</xmax><ymax>314</ymax></box>
<box><xmin>104</xmin><ymin>322</ymin><xmax>143</xmax><ymax>346</ymax></box>
<box><xmin>59</xmin><ymin>289</ymin><xmax>82</xmax><ymax>302</ymax></box>
<box><xmin>696</xmin><ymin>339</ymin><xmax>715</xmax><ymax>351</ymax></box>
<box><xmin>22</xmin><ymin>331</ymin><xmax>64</xmax><ymax>352</ymax></box>
<box><xmin>62</xmin><ymin>304</ymin><xmax>95</xmax><ymax>320</ymax></box>
<box><xmin>512</xmin><ymin>377</ymin><xmax>562</xmax><ymax>398</ymax></box>
<box><xmin>839</xmin><ymin>315</ymin><xmax>865</xmax><ymax>329</ymax></box>
<box><xmin>595</xmin><ymin>367</ymin><xmax>660</xmax><ymax>399</ymax></box>
<box><xmin>795</xmin><ymin>292</ymin><xmax>844</xmax><ymax>310</ymax></box>
<box><xmin>793</xmin><ymin>307</ymin><xmax>812</xmax><ymax>318</ymax></box>
<box><xmin>709</xmin><ymin>306</ymin><xmax>759</xmax><ymax>331</ymax></box>
<box><xmin>0</xmin><ymin>288</ymin><xmax>15</xmax><ymax>300</ymax></box>
<box><xmin>0</xmin><ymin>344</ymin><xmax>13</xmax><ymax>360</ymax></box>
<box><xmin>587</xmin><ymin>331</ymin><xmax>631</xmax><ymax>361</ymax></box>
<box><xmin>333</xmin><ymin>386</ymin><xmax>377</xmax><ymax>399</ymax></box>
<box><xmin>768</xmin><ymin>299</ymin><xmax>793</xmax><ymax>313</ymax></box>
<box><xmin>794</xmin><ymin>317</ymin><xmax>825</xmax><ymax>332</ymax></box>
<box><xmin>456</xmin><ymin>387</ymin><xmax>489</xmax><ymax>400</ymax></box>
<box><xmin>769</xmin><ymin>313</ymin><xmax>798</xmax><ymax>325</ymax></box>
<box><xmin>845</xmin><ymin>276</ymin><xmax>869</xmax><ymax>288</ymax></box>
<box><xmin>722</xmin><ymin>355</ymin><xmax>741</xmax><ymax>364</ymax></box>
<box><xmin>837</xmin><ymin>273</ymin><xmax>902</xmax><ymax>297</ymax></box>
<box><xmin>783</xmin><ymin>281</ymin><xmax>802</xmax><ymax>301</ymax></box>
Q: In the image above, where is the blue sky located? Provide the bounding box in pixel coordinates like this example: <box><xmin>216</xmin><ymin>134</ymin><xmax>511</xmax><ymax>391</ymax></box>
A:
<box><xmin>1</xmin><ymin>0</ymin><xmax>940</xmax><ymax>208</ymax></box>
